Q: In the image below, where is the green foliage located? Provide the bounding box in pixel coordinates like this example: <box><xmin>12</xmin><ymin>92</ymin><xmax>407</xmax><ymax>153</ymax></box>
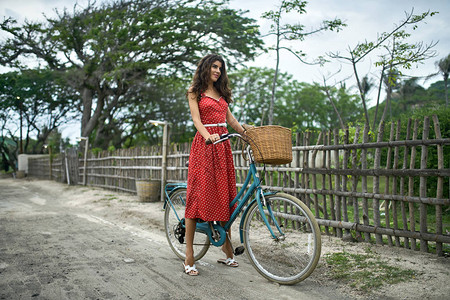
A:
<box><xmin>427</xmin><ymin>81</ymin><xmax>447</xmax><ymax>102</ymax></box>
<box><xmin>91</xmin><ymin>147</ymin><xmax>103</xmax><ymax>157</ymax></box>
<box><xmin>325</xmin><ymin>248</ymin><xmax>416</xmax><ymax>292</ymax></box>
<box><xmin>0</xmin><ymin>136</ymin><xmax>17</xmax><ymax>172</ymax></box>
<box><xmin>367</xmin><ymin>103</ymin><xmax>449</xmax><ymax>198</ymax></box>
<box><xmin>0</xmin><ymin>0</ymin><xmax>264</xmax><ymax>149</ymax></box>
<box><xmin>435</xmin><ymin>54</ymin><xmax>450</xmax><ymax>107</ymax></box>
<box><xmin>119</xmin><ymin>75</ymin><xmax>194</xmax><ymax>148</ymax></box>
<box><xmin>229</xmin><ymin>67</ymin><xmax>285</xmax><ymax>125</ymax></box>
<box><xmin>369</xmin><ymin>79</ymin><xmax>447</xmax><ymax>127</ymax></box>
<box><xmin>230</xmin><ymin>67</ymin><xmax>362</xmax><ymax>130</ymax></box>
<box><xmin>396</xmin><ymin>105</ymin><xmax>450</xmax><ymax>198</ymax></box>
<box><xmin>107</xmin><ymin>145</ymin><xmax>116</xmax><ymax>153</ymax></box>
<box><xmin>0</xmin><ymin>70</ymin><xmax>77</xmax><ymax>154</ymax></box>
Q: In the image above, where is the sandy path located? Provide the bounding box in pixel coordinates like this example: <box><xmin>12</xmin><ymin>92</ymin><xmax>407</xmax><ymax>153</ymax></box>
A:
<box><xmin>1</xmin><ymin>176</ymin><xmax>449</xmax><ymax>299</ymax></box>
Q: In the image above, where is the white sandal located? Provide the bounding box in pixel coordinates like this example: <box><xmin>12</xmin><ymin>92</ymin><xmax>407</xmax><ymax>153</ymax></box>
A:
<box><xmin>217</xmin><ymin>258</ymin><xmax>239</xmax><ymax>267</ymax></box>
<box><xmin>183</xmin><ymin>263</ymin><xmax>199</xmax><ymax>276</ymax></box>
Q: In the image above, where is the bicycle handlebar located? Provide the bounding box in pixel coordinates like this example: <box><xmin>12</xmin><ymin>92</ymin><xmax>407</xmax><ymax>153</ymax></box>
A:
<box><xmin>205</xmin><ymin>132</ymin><xmax>256</xmax><ymax>167</ymax></box>
<box><xmin>205</xmin><ymin>133</ymin><xmax>244</xmax><ymax>145</ymax></box>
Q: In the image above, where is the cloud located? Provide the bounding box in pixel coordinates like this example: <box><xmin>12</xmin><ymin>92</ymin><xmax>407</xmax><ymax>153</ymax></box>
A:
<box><xmin>3</xmin><ymin>8</ymin><xmax>20</xmax><ymax>20</ymax></box>
<box><xmin>229</xmin><ymin>0</ymin><xmax>449</xmax><ymax>93</ymax></box>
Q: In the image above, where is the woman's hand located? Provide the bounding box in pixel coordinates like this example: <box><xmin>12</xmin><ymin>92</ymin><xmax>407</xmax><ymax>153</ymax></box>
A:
<box><xmin>206</xmin><ymin>133</ymin><xmax>220</xmax><ymax>143</ymax></box>
<box><xmin>242</xmin><ymin>124</ymin><xmax>255</xmax><ymax>132</ymax></box>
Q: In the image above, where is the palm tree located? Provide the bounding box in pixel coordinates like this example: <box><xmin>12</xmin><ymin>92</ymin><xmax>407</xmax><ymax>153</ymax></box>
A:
<box><xmin>398</xmin><ymin>77</ymin><xmax>420</xmax><ymax>110</ymax></box>
<box><xmin>436</xmin><ymin>54</ymin><xmax>450</xmax><ymax>107</ymax></box>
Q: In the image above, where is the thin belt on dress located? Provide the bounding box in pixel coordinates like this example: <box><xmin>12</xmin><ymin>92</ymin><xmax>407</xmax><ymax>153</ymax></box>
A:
<box><xmin>203</xmin><ymin>123</ymin><xmax>226</xmax><ymax>127</ymax></box>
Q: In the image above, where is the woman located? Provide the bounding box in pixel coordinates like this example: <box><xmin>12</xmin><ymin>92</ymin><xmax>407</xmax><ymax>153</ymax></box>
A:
<box><xmin>183</xmin><ymin>54</ymin><xmax>245</xmax><ymax>276</ymax></box>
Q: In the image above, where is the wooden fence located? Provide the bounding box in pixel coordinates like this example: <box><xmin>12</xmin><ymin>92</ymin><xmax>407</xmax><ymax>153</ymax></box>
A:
<box><xmin>28</xmin><ymin>116</ymin><xmax>450</xmax><ymax>256</ymax></box>
<box><xmin>28</xmin><ymin>148</ymin><xmax>77</xmax><ymax>183</ymax></box>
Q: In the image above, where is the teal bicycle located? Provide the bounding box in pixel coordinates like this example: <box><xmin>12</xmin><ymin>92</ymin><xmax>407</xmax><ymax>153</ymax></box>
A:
<box><xmin>163</xmin><ymin>133</ymin><xmax>321</xmax><ymax>285</ymax></box>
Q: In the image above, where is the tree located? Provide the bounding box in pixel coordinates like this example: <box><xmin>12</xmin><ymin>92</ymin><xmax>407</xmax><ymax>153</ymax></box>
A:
<box><xmin>229</xmin><ymin>67</ymin><xmax>280</xmax><ymax>126</ymax></box>
<box><xmin>435</xmin><ymin>54</ymin><xmax>450</xmax><ymax>107</ymax></box>
<box><xmin>230</xmin><ymin>67</ymin><xmax>362</xmax><ymax>131</ymax></box>
<box><xmin>396</xmin><ymin>77</ymin><xmax>425</xmax><ymax>110</ymax></box>
<box><xmin>329</xmin><ymin>9</ymin><xmax>437</xmax><ymax>132</ymax></box>
<box><xmin>0</xmin><ymin>106</ymin><xmax>18</xmax><ymax>171</ymax></box>
<box><xmin>426</xmin><ymin>80</ymin><xmax>447</xmax><ymax>105</ymax></box>
<box><xmin>261</xmin><ymin>0</ymin><xmax>346</xmax><ymax>125</ymax></box>
<box><xmin>323</xmin><ymin>84</ymin><xmax>363</xmax><ymax>129</ymax></box>
<box><xmin>0</xmin><ymin>70</ymin><xmax>78</xmax><ymax>153</ymax></box>
<box><xmin>120</xmin><ymin>76</ymin><xmax>194</xmax><ymax>148</ymax></box>
<box><xmin>367</xmin><ymin>78</ymin><xmax>444</xmax><ymax>124</ymax></box>
<box><xmin>322</xmin><ymin>71</ymin><xmax>350</xmax><ymax>131</ymax></box>
<box><xmin>282</xmin><ymin>82</ymin><xmax>329</xmax><ymax>129</ymax></box>
<box><xmin>0</xmin><ymin>0</ymin><xmax>263</xmax><ymax>148</ymax></box>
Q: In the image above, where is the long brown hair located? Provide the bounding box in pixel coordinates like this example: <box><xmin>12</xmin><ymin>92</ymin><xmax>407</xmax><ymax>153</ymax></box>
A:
<box><xmin>187</xmin><ymin>54</ymin><xmax>232</xmax><ymax>103</ymax></box>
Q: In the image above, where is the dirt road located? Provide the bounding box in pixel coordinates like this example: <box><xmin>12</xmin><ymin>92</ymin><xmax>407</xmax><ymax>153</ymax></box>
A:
<box><xmin>0</xmin><ymin>177</ymin><xmax>448</xmax><ymax>299</ymax></box>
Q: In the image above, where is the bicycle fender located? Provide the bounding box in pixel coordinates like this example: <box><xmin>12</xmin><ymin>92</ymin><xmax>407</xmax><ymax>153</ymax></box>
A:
<box><xmin>163</xmin><ymin>184</ymin><xmax>187</xmax><ymax>210</ymax></box>
<box><xmin>239</xmin><ymin>198</ymin><xmax>256</xmax><ymax>243</ymax></box>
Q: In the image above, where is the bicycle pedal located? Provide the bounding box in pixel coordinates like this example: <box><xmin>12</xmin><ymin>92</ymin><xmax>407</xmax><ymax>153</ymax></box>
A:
<box><xmin>234</xmin><ymin>246</ymin><xmax>245</xmax><ymax>256</ymax></box>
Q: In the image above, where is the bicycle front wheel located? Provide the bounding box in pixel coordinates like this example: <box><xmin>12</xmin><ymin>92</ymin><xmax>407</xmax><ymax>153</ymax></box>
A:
<box><xmin>164</xmin><ymin>188</ymin><xmax>210</xmax><ymax>261</ymax></box>
<box><xmin>243</xmin><ymin>192</ymin><xmax>321</xmax><ymax>285</ymax></box>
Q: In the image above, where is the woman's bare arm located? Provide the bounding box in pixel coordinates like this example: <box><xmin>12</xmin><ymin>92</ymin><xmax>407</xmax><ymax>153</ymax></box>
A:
<box><xmin>188</xmin><ymin>91</ymin><xmax>217</xmax><ymax>141</ymax></box>
<box><xmin>226</xmin><ymin>107</ymin><xmax>245</xmax><ymax>135</ymax></box>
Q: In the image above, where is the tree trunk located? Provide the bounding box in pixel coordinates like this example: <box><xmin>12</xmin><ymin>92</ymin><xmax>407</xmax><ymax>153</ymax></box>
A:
<box><xmin>80</xmin><ymin>87</ymin><xmax>105</xmax><ymax>139</ymax></box>
<box><xmin>379</xmin><ymin>84</ymin><xmax>392</xmax><ymax>129</ymax></box>
<box><xmin>372</xmin><ymin>68</ymin><xmax>385</xmax><ymax>130</ymax></box>
<box><xmin>80</xmin><ymin>87</ymin><xmax>93</xmax><ymax>137</ymax></box>
<box><xmin>444</xmin><ymin>75</ymin><xmax>448</xmax><ymax>107</ymax></box>
<box><xmin>269</xmin><ymin>46</ymin><xmax>280</xmax><ymax>126</ymax></box>
<box><xmin>352</xmin><ymin>57</ymin><xmax>370</xmax><ymax>130</ymax></box>
<box><xmin>324</xmin><ymin>87</ymin><xmax>345</xmax><ymax>130</ymax></box>
<box><xmin>269</xmin><ymin>15</ymin><xmax>281</xmax><ymax>126</ymax></box>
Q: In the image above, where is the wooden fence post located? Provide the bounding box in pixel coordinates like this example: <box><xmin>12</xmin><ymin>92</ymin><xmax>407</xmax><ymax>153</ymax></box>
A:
<box><xmin>432</xmin><ymin>115</ymin><xmax>444</xmax><ymax>256</ymax></box>
<box><xmin>419</xmin><ymin>117</ymin><xmax>430</xmax><ymax>252</ymax></box>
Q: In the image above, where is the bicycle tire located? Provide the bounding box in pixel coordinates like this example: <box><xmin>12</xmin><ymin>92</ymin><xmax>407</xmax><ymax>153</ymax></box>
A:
<box><xmin>243</xmin><ymin>192</ymin><xmax>321</xmax><ymax>285</ymax></box>
<box><xmin>164</xmin><ymin>188</ymin><xmax>210</xmax><ymax>261</ymax></box>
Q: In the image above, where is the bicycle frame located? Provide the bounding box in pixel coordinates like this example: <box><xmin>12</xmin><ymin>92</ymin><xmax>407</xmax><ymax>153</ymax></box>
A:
<box><xmin>164</xmin><ymin>134</ymin><xmax>285</xmax><ymax>247</ymax></box>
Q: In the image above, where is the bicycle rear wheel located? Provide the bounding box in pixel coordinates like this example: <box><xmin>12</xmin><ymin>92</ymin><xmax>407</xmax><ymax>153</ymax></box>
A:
<box><xmin>243</xmin><ymin>192</ymin><xmax>321</xmax><ymax>285</ymax></box>
<box><xmin>164</xmin><ymin>188</ymin><xmax>210</xmax><ymax>261</ymax></box>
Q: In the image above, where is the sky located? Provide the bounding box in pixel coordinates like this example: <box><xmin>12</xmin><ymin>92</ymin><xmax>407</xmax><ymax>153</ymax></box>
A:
<box><xmin>1</xmin><ymin>0</ymin><xmax>449</xmax><ymax>141</ymax></box>
<box><xmin>226</xmin><ymin>0</ymin><xmax>449</xmax><ymax>94</ymax></box>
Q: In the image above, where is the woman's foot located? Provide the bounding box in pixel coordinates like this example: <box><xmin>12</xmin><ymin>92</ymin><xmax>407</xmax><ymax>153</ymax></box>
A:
<box><xmin>219</xmin><ymin>244</ymin><xmax>238</xmax><ymax>267</ymax></box>
<box><xmin>183</xmin><ymin>263</ymin><xmax>199</xmax><ymax>276</ymax></box>
<box><xmin>217</xmin><ymin>257</ymin><xmax>239</xmax><ymax>267</ymax></box>
<box><xmin>184</xmin><ymin>250</ymin><xmax>198</xmax><ymax>275</ymax></box>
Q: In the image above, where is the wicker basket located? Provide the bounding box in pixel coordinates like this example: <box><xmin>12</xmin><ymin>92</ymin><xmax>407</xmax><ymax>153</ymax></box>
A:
<box><xmin>135</xmin><ymin>179</ymin><xmax>160</xmax><ymax>202</ymax></box>
<box><xmin>245</xmin><ymin>125</ymin><xmax>292</xmax><ymax>165</ymax></box>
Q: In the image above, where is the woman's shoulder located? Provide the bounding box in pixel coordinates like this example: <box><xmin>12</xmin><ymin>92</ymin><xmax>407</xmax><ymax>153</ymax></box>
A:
<box><xmin>187</xmin><ymin>87</ymin><xmax>204</xmax><ymax>103</ymax></box>
<box><xmin>187</xmin><ymin>86</ymin><xmax>205</xmax><ymax>95</ymax></box>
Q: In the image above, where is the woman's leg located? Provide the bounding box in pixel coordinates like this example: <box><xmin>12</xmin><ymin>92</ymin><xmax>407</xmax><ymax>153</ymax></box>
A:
<box><xmin>220</xmin><ymin>222</ymin><xmax>234</xmax><ymax>259</ymax></box>
<box><xmin>184</xmin><ymin>218</ymin><xmax>197</xmax><ymax>266</ymax></box>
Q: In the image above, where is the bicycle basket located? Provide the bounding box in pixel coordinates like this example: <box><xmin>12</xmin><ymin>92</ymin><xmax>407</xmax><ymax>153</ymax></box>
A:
<box><xmin>245</xmin><ymin>125</ymin><xmax>292</xmax><ymax>165</ymax></box>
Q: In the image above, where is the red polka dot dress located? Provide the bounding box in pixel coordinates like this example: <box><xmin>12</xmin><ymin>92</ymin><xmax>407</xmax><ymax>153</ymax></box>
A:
<box><xmin>185</xmin><ymin>93</ymin><xmax>237</xmax><ymax>222</ymax></box>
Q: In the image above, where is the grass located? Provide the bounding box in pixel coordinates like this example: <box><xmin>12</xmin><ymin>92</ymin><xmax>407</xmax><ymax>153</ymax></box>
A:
<box><xmin>100</xmin><ymin>194</ymin><xmax>118</xmax><ymax>201</ymax></box>
<box><xmin>324</xmin><ymin>247</ymin><xmax>416</xmax><ymax>292</ymax></box>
